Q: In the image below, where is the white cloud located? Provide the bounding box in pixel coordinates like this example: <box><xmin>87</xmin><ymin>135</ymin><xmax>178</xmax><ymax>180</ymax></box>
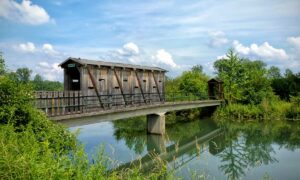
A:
<box><xmin>123</xmin><ymin>42</ymin><xmax>139</xmax><ymax>55</ymax></box>
<box><xmin>208</xmin><ymin>31</ymin><xmax>229</xmax><ymax>47</ymax></box>
<box><xmin>36</xmin><ymin>62</ymin><xmax>63</xmax><ymax>81</ymax></box>
<box><xmin>287</xmin><ymin>36</ymin><xmax>300</xmax><ymax>50</ymax></box>
<box><xmin>18</xmin><ymin>42</ymin><xmax>36</xmax><ymax>53</ymax></box>
<box><xmin>0</xmin><ymin>0</ymin><xmax>51</xmax><ymax>25</ymax></box>
<box><xmin>216</xmin><ymin>54</ymin><xmax>228</xmax><ymax>60</ymax></box>
<box><xmin>233</xmin><ymin>40</ymin><xmax>289</xmax><ymax>60</ymax></box>
<box><xmin>42</xmin><ymin>43</ymin><xmax>59</xmax><ymax>55</ymax></box>
<box><xmin>233</xmin><ymin>40</ymin><xmax>250</xmax><ymax>55</ymax></box>
<box><xmin>16</xmin><ymin>42</ymin><xmax>61</xmax><ymax>57</ymax></box>
<box><xmin>152</xmin><ymin>49</ymin><xmax>178</xmax><ymax>68</ymax></box>
<box><xmin>99</xmin><ymin>43</ymin><xmax>179</xmax><ymax>70</ymax></box>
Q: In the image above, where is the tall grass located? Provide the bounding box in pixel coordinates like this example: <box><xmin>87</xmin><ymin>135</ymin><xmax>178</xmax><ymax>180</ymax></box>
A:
<box><xmin>213</xmin><ymin>97</ymin><xmax>300</xmax><ymax>121</ymax></box>
<box><xmin>0</xmin><ymin>123</ymin><xmax>175</xmax><ymax>179</ymax></box>
<box><xmin>0</xmin><ymin>76</ymin><xmax>173</xmax><ymax>179</ymax></box>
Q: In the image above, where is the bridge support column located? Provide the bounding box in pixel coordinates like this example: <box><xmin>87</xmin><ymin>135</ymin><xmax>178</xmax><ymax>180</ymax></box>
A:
<box><xmin>147</xmin><ymin>113</ymin><xmax>165</xmax><ymax>135</ymax></box>
<box><xmin>147</xmin><ymin>134</ymin><xmax>166</xmax><ymax>153</ymax></box>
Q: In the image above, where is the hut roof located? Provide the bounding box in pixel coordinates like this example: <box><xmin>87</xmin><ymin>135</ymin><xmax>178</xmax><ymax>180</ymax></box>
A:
<box><xmin>59</xmin><ymin>57</ymin><xmax>167</xmax><ymax>72</ymax></box>
<box><xmin>208</xmin><ymin>78</ymin><xmax>223</xmax><ymax>83</ymax></box>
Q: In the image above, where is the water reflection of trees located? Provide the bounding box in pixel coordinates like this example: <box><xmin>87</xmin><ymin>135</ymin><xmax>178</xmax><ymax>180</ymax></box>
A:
<box><xmin>112</xmin><ymin>116</ymin><xmax>218</xmax><ymax>155</ymax></box>
<box><xmin>112</xmin><ymin>115</ymin><xmax>300</xmax><ymax>179</ymax></box>
<box><xmin>113</xmin><ymin>116</ymin><xmax>147</xmax><ymax>154</ymax></box>
<box><xmin>217</xmin><ymin>121</ymin><xmax>300</xmax><ymax>179</ymax></box>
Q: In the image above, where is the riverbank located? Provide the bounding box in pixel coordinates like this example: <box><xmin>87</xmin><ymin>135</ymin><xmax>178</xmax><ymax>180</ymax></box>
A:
<box><xmin>213</xmin><ymin>97</ymin><xmax>300</xmax><ymax>122</ymax></box>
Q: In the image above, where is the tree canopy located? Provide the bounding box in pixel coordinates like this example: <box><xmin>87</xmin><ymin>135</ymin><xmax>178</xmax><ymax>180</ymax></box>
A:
<box><xmin>214</xmin><ymin>49</ymin><xmax>273</xmax><ymax>105</ymax></box>
<box><xmin>166</xmin><ymin>65</ymin><xmax>209</xmax><ymax>98</ymax></box>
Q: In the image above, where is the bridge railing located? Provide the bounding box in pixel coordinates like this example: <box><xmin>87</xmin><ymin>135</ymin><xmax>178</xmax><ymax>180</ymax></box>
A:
<box><xmin>34</xmin><ymin>91</ymin><xmax>207</xmax><ymax>117</ymax></box>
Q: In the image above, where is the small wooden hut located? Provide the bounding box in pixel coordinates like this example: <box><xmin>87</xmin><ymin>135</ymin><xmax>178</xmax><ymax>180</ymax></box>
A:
<box><xmin>59</xmin><ymin>57</ymin><xmax>167</xmax><ymax>106</ymax></box>
<box><xmin>207</xmin><ymin>78</ymin><xmax>224</xmax><ymax>100</ymax></box>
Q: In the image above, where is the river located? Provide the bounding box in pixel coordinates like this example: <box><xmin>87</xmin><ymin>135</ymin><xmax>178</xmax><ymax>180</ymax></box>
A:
<box><xmin>67</xmin><ymin>115</ymin><xmax>300</xmax><ymax>179</ymax></box>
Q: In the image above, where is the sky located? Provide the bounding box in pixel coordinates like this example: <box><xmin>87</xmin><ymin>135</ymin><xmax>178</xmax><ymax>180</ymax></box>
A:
<box><xmin>0</xmin><ymin>0</ymin><xmax>300</xmax><ymax>81</ymax></box>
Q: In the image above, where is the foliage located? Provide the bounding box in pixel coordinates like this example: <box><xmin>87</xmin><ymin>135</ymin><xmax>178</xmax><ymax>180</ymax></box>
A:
<box><xmin>285</xmin><ymin>94</ymin><xmax>300</xmax><ymax>119</ymax></box>
<box><xmin>214</xmin><ymin>49</ymin><xmax>273</xmax><ymax>105</ymax></box>
<box><xmin>0</xmin><ymin>124</ymin><xmax>171</xmax><ymax>179</ymax></box>
<box><xmin>165</xmin><ymin>65</ymin><xmax>208</xmax><ymax>101</ymax></box>
<box><xmin>16</xmin><ymin>67</ymin><xmax>32</xmax><ymax>83</ymax></box>
<box><xmin>33</xmin><ymin>74</ymin><xmax>63</xmax><ymax>91</ymax></box>
<box><xmin>0</xmin><ymin>52</ymin><xmax>5</xmax><ymax>76</ymax></box>
<box><xmin>267</xmin><ymin>66</ymin><xmax>281</xmax><ymax>79</ymax></box>
<box><xmin>0</xmin><ymin>57</ymin><xmax>169</xmax><ymax>179</ymax></box>
<box><xmin>0</xmin><ymin>75</ymin><xmax>76</xmax><ymax>152</ymax></box>
<box><xmin>213</xmin><ymin>98</ymin><xmax>298</xmax><ymax>121</ymax></box>
<box><xmin>270</xmin><ymin>69</ymin><xmax>300</xmax><ymax>100</ymax></box>
<box><xmin>178</xmin><ymin>68</ymin><xmax>208</xmax><ymax>96</ymax></box>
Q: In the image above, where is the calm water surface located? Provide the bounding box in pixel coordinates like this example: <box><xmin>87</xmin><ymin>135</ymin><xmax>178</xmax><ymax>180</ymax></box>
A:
<box><xmin>68</xmin><ymin>117</ymin><xmax>300</xmax><ymax>179</ymax></box>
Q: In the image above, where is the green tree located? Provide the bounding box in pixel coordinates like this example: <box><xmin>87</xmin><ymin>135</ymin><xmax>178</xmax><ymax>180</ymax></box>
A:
<box><xmin>178</xmin><ymin>68</ymin><xmax>208</xmax><ymax>97</ymax></box>
<box><xmin>165</xmin><ymin>65</ymin><xmax>209</xmax><ymax>98</ymax></box>
<box><xmin>191</xmin><ymin>64</ymin><xmax>203</xmax><ymax>73</ymax></box>
<box><xmin>0</xmin><ymin>52</ymin><xmax>5</xmax><ymax>76</ymax></box>
<box><xmin>214</xmin><ymin>49</ymin><xmax>244</xmax><ymax>104</ymax></box>
<box><xmin>214</xmin><ymin>49</ymin><xmax>273</xmax><ymax>105</ymax></box>
<box><xmin>16</xmin><ymin>67</ymin><xmax>32</xmax><ymax>83</ymax></box>
<box><xmin>267</xmin><ymin>66</ymin><xmax>281</xmax><ymax>79</ymax></box>
<box><xmin>33</xmin><ymin>74</ymin><xmax>43</xmax><ymax>90</ymax></box>
<box><xmin>271</xmin><ymin>69</ymin><xmax>300</xmax><ymax>100</ymax></box>
<box><xmin>240</xmin><ymin>60</ymin><xmax>272</xmax><ymax>104</ymax></box>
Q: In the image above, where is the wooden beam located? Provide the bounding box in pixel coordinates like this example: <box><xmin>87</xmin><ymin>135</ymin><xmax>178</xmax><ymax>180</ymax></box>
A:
<box><xmin>113</xmin><ymin>68</ymin><xmax>127</xmax><ymax>105</ymax></box>
<box><xmin>152</xmin><ymin>71</ymin><xmax>162</xmax><ymax>102</ymax></box>
<box><xmin>135</xmin><ymin>70</ymin><xmax>147</xmax><ymax>103</ymax></box>
<box><xmin>86</xmin><ymin>66</ymin><xmax>104</xmax><ymax>109</ymax></box>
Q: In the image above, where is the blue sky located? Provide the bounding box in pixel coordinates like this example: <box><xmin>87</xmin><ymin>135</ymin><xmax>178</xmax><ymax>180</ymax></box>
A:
<box><xmin>0</xmin><ymin>0</ymin><xmax>300</xmax><ymax>81</ymax></box>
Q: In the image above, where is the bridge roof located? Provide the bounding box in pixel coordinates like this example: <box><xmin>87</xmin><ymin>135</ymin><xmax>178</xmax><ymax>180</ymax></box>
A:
<box><xmin>208</xmin><ymin>78</ymin><xmax>223</xmax><ymax>83</ymax></box>
<box><xmin>59</xmin><ymin>57</ymin><xmax>167</xmax><ymax>72</ymax></box>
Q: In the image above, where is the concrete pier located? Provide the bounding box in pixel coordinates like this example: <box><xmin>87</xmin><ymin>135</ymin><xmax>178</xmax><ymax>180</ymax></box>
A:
<box><xmin>147</xmin><ymin>113</ymin><xmax>166</xmax><ymax>135</ymax></box>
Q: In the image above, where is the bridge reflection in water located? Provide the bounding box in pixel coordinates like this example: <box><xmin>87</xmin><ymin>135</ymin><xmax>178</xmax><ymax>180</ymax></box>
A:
<box><xmin>112</xmin><ymin>120</ymin><xmax>225</xmax><ymax>172</ymax></box>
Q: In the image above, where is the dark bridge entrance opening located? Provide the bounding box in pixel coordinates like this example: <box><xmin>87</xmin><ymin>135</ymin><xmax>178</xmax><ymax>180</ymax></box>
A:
<box><xmin>208</xmin><ymin>78</ymin><xmax>224</xmax><ymax>100</ymax></box>
<box><xmin>65</xmin><ymin>65</ymin><xmax>80</xmax><ymax>91</ymax></box>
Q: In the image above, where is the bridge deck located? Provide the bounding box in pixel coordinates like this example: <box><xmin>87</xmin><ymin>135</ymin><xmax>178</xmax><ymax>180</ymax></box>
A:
<box><xmin>57</xmin><ymin>100</ymin><xmax>221</xmax><ymax>127</ymax></box>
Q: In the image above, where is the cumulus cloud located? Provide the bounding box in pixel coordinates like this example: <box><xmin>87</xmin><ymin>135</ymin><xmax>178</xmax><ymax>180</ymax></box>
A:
<box><xmin>233</xmin><ymin>40</ymin><xmax>289</xmax><ymax>60</ymax></box>
<box><xmin>152</xmin><ymin>49</ymin><xmax>178</xmax><ymax>68</ymax></box>
<box><xmin>0</xmin><ymin>0</ymin><xmax>51</xmax><ymax>25</ymax></box>
<box><xmin>100</xmin><ymin>42</ymin><xmax>179</xmax><ymax>70</ymax></box>
<box><xmin>287</xmin><ymin>36</ymin><xmax>300</xmax><ymax>50</ymax></box>
<box><xmin>16</xmin><ymin>42</ymin><xmax>60</xmax><ymax>57</ymax></box>
<box><xmin>208</xmin><ymin>31</ymin><xmax>229</xmax><ymax>47</ymax></box>
<box><xmin>36</xmin><ymin>62</ymin><xmax>62</xmax><ymax>81</ymax></box>
<box><xmin>18</xmin><ymin>42</ymin><xmax>36</xmax><ymax>53</ymax></box>
<box><xmin>123</xmin><ymin>42</ymin><xmax>139</xmax><ymax>55</ymax></box>
<box><xmin>42</xmin><ymin>43</ymin><xmax>59</xmax><ymax>55</ymax></box>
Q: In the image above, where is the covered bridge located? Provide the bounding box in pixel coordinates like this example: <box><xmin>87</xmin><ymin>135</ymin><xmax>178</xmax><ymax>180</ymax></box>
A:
<box><xmin>59</xmin><ymin>57</ymin><xmax>167</xmax><ymax>107</ymax></box>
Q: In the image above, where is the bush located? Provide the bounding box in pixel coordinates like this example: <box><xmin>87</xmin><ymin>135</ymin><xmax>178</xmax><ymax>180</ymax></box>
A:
<box><xmin>213</xmin><ymin>97</ymin><xmax>299</xmax><ymax>121</ymax></box>
<box><xmin>0</xmin><ymin>75</ymin><xmax>171</xmax><ymax>179</ymax></box>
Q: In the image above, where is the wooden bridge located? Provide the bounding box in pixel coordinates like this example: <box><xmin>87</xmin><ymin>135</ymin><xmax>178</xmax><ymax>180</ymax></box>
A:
<box><xmin>34</xmin><ymin>58</ymin><xmax>224</xmax><ymax>134</ymax></box>
<box><xmin>34</xmin><ymin>91</ymin><xmax>222</xmax><ymax>134</ymax></box>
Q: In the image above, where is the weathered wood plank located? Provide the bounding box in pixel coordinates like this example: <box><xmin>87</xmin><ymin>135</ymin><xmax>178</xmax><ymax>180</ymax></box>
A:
<box><xmin>135</xmin><ymin>70</ymin><xmax>147</xmax><ymax>104</ymax></box>
<box><xmin>113</xmin><ymin>68</ymin><xmax>127</xmax><ymax>105</ymax></box>
<box><xmin>87</xmin><ymin>66</ymin><xmax>104</xmax><ymax>109</ymax></box>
